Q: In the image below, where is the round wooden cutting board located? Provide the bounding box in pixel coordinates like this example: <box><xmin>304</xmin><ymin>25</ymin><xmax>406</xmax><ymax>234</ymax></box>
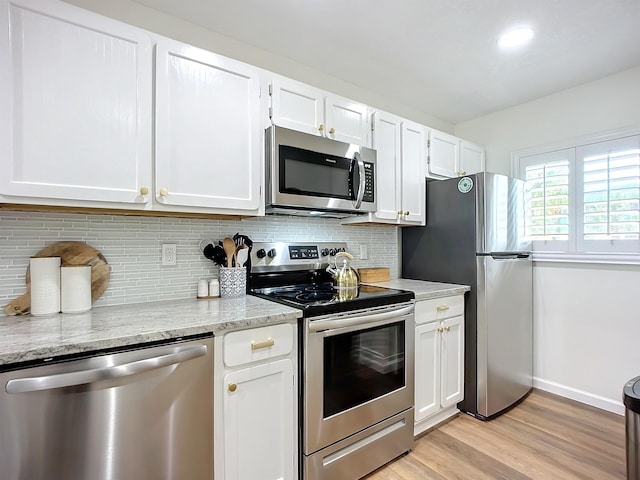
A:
<box><xmin>3</xmin><ymin>241</ymin><xmax>110</xmax><ymax>316</ymax></box>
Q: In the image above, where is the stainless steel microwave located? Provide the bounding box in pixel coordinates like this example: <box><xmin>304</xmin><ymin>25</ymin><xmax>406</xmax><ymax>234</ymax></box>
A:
<box><xmin>265</xmin><ymin>126</ymin><xmax>376</xmax><ymax>217</ymax></box>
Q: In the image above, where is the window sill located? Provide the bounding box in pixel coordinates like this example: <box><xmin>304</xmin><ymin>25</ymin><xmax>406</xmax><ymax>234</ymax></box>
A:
<box><xmin>532</xmin><ymin>252</ymin><xmax>640</xmax><ymax>266</ymax></box>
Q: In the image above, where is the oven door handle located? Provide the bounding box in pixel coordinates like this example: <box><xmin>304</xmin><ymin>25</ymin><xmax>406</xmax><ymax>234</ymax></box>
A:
<box><xmin>308</xmin><ymin>304</ymin><xmax>414</xmax><ymax>333</ymax></box>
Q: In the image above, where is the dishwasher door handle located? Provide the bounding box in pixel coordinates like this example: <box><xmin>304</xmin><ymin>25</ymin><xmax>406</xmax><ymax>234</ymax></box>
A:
<box><xmin>5</xmin><ymin>344</ymin><xmax>208</xmax><ymax>394</ymax></box>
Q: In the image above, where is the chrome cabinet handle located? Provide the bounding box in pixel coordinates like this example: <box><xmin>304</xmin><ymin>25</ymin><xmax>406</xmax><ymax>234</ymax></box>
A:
<box><xmin>251</xmin><ymin>338</ymin><xmax>275</xmax><ymax>350</ymax></box>
<box><xmin>5</xmin><ymin>345</ymin><xmax>208</xmax><ymax>394</ymax></box>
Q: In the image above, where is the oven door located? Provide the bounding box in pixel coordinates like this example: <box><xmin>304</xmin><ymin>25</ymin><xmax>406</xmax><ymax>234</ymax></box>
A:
<box><xmin>303</xmin><ymin>302</ymin><xmax>414</xmax><ymax>455</ymax></box>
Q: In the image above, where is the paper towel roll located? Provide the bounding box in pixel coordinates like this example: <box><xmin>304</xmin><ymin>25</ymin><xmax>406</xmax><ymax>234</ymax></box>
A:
<box><xmin>61</xmin><ymin>265</ymin><xmax>92</xmax><ymax>313</ymax></box>
<box><xmin>30</xmin><ymin>257</ymin><xmax>61</xmax><ymax>316</ymax></box>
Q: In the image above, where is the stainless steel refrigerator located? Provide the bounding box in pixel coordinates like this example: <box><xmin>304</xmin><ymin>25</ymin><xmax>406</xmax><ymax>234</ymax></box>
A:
<box><xmin>402</xmin><ymin>172</ymin><xmax>532</xmax><ymax>419</ymax></box>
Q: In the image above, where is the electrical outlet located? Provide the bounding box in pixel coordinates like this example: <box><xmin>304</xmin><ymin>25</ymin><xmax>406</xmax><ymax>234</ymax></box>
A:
<box><xmin>360</xmin><ymin>244</ymin><xmax>368</xmax><ymax>260</ymax></box>
<box><xmin>162</xmin><ymin>244</ymin><xmax>177</xmax><ymax>266</ymax></box>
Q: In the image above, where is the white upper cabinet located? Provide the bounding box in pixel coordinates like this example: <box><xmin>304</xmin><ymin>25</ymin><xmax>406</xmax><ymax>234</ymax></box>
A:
<box><xmin>428</xmin><ymin>130</ymin><xmax>460</xmax><ymax>178</ymax></box>
<box><xmin>0</xmin><ymin>0</ymin><xmax>152</xmax><ymax>206</ymax></box>
<box><xmin>459</xmin><ymin>139</ymin><xmax>486</xmax><ymax>176</ymax></box>
<box><xmin>269</xmin><ymin>76</ymin><xmax>369</xmax><ymax>146</ymax></box>
<box><xmin>154</xmin><ymin>39</ymin><xmax>261</xmax><ymax>213</ymax></box>
<box><xmin>400</xmin><ymin>120</ymin><xmax>426</xmax><ymax>225</ymax></box>
<box><xmin>342</xmin><ymin>111</ymin><xmax>425</xmax><ymax>226</ymax></box>
<box><xmin>428</xmin><ymin>130</ymin><xmax>485</xmax><ymax>179</ymax></box>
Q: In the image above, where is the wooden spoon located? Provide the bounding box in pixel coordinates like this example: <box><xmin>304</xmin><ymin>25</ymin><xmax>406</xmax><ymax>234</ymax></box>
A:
<box><xmin>223</xmin><ymin>237</ymin><xmax>236</xmax><ymax>268</ymax></box>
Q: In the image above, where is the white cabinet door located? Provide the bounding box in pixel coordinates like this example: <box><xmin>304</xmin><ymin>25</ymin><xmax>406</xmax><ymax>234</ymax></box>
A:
<box><xmin>223</xmin><ymin>358</ymin><xmax>295</xmax><ymax>480</ymax></box>
<box><xmin>459</xmin><ymin>140</ymin><xmax>485</xmax><ymax>175</ymax></box>
<box><xmin>269</xmin><ymin>77</ymin><xmax>324</xmax><ymax>136</ymax></box>
<box><xmin>441</xmin><ymin>315</ymin><xmax>464</xmax><ymax>408</ymax></box>
<box><xmin>414</xmin><ymin>321</ymin><xmax>440</xmax><ymax>422</ymax></box>
<box><xmin>428</xmin><ymin>130</ymin><xmax>459</xmax><ymax>178</ymax></box>
<box><xmin>155</xmin><ymin>39</ymin><xmax>261</xmax><ymax>212</ymax></box>
<box><xmin>0</xmin><ymin>0</ymin><xmax>152</xmax><ymax>205</ymax></box>
<box><xmin>400</xmin><ymin>121</ymin><xmax>426</xmax><ymax>225</ymax></box>
<box><xmin>324</xmin><ymin>94</ymin><xmax>369</xmax><ymax>146</ymax></box>
<box><xmin>371</xmin><ymin>111</ymin><xmax>402</xmax><ymax>221</ymax></box>
<box><xmin>269</xmin><ymin>77</ymin><xmax>369</xmax><ymax>145</ymax></box>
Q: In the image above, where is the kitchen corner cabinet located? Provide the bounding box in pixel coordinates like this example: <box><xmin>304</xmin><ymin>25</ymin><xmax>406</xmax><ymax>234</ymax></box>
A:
<box><xmin>154</xmin><ymin>39</ymin><xmax>261</xmax><ymax>213</ymax></box>
<box><xmin>427</xmin><ymin>130</ymin><xmax>485</xmax><ymax>179</ymax></box>
<box><xmin>459</xmin><ymin>140</ymin><xmax>486</xmax><ymax>177</ymax></box>
<box><xmin>269</xmin><ymin>76</ymin><xmax>370</xmax><ymax>146</ymax></box>
<box><xmin>214</xmin><ymin>322</ymin><xmax>297</xmax><ymax>480</ymax></box>
<box><xmin>341</xmin><ymin>111</ymin><xmax>425</xmax><ymax>226</ymax></box>
<box><xmin>0</xmin><ymin>0</ymin><xmax>152</xmax><ymax>206</ymax></box>
<box><xmin>414</xmin><ymin>295</ymin><xmax>464</xmax><ymax>436</ymax></box>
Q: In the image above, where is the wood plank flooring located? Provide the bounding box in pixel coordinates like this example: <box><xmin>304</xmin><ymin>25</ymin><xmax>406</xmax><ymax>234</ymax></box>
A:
<box><xmin>367</xmin><ymin>389</ymin><xmax>626</xmax><ymax>479</ymax></box>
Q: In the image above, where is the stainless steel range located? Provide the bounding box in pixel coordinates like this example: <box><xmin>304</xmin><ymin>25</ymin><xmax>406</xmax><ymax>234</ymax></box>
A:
<box><xmin>249</xmin><ymin>242</ymin><xmax>415</xmax><ymax>480</ymax></box>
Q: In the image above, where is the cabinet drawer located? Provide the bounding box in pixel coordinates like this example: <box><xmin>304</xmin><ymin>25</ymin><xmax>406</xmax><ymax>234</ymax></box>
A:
<box><xmin>415</xmin><ymin>296</ymin><xmax>464</xmax><ymax>325</ymax></box>
<box><xmin>224</xmin><ymin>323</ymin><xmax>294</xmax><ymax>367</ymax></box>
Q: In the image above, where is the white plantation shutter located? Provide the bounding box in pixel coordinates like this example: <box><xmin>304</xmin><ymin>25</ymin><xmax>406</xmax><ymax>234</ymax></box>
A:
<box><xmin>519</xmin><ymin>149</ymin><xmax>574</xmax><ymax>252</ymax></box>
<box><xmin>577</xmin><ymin>136</ymin><xmax>640</xmax><ymax>253</ymax></box>
<box><xmin>515</xmin><ymin>132</ymin><xmax>640</xmax><ymax>258</ymax></box>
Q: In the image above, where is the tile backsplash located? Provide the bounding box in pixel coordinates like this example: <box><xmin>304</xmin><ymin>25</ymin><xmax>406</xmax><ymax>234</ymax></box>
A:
<box><xmin>0</xmin><ymin>211</ymin><xmax>399</xmax><ymax>310</ymax></box>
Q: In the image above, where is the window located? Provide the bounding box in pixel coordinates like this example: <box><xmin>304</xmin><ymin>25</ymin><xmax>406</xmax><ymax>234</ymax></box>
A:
<box><xmin>514</xmin><ymin>131</ymin><xmax>640</xmax><ymax>259</ymax></box>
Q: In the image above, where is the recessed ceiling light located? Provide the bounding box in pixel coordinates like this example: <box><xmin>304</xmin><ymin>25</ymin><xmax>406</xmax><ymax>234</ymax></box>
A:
<box><xmin>497</xmin><ymin>27</ymin><xmax>535</xmax><ymax>49</ymax></box>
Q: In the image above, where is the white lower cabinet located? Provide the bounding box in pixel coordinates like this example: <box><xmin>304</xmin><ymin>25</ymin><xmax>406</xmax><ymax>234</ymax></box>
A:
<box><xmin>414</xmin><ymin>296</ymin><xmax>464</xmax><ymax>436</ymax></box>
<box><xmin>214</xmin><ymin>322</ymin><xmax>297</xmax><ymax>480</ymax></box>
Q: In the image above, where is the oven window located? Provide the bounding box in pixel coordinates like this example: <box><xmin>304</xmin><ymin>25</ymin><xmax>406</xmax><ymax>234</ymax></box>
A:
<box><xmin>280</xmin><ymin>145</ymin><xmax>352</xmax><ymax>199</ymax></box>
<box><xmin>323</xmin><ymin>321</ymin><xmax>405</xmax><ymax>418</ymax></box>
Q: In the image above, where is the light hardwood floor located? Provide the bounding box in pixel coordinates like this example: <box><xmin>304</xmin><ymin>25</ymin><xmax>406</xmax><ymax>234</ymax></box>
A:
<box><xmin>367</xmin><ymin>389</ymin><xmax>626</xmax><ymax>479</ymax></box>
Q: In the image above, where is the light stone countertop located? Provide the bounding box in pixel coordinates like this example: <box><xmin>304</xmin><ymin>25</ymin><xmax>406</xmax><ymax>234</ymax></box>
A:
<box><xmin>365</xmin><ymin>278</ymin><xmax>470</xmax><ymax>301</ymax></box>
<box><xmin>0</xmin><ymin>296</ymin><xmax>302</xmax><ymax>366</ymax></box>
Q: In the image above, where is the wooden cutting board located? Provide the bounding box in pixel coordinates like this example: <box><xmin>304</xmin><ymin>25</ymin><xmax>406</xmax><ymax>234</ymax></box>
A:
<box><xmin>3</xmin><ymin>241</ymin><xmax>110</xmax><ymax>316</ymax></box>
<box><xmin>357</xmin><ymin>267</ymin><xmax>391</xmax><ymax>283</ymax></box>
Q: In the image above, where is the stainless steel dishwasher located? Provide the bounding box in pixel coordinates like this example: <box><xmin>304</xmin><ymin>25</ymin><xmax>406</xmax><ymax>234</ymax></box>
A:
<box><xmin>0</xmin><ymin>334</ymin><xmax>213</xmax><ymax>480</ymax></box>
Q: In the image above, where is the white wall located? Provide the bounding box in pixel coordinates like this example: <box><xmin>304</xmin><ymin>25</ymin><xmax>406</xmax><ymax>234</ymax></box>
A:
<box><xmin>455</xmin><ymin>67</ymin><xmax>640</xmax><ymax>414</ymax></box>
<box><xmin>456</xmin><ymin>66</ymin><xmax>640</xmax><ymax>175</ymax></box>
<box><xmin>61</xmin><ymin>0</ymin><xmax>453</xmax><ymax>133</ymax></box>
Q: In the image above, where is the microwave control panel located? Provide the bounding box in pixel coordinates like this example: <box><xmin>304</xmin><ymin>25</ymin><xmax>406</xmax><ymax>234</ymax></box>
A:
<box><xmin>363</xmin><ymin>162</ymin><xmax>375</xmax><ymax>202</ymax></box>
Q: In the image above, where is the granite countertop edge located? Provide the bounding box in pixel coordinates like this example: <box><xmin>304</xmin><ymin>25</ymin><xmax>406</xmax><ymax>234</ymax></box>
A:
<box><xmin>0</xmin><ymin>296</ymin><xmax>302</xmax><ymax>367</ymax></box>
<box><xmin>365</xmin><ymin>278</ymin><xmax>471</xmax><ymax>302</ymax></box>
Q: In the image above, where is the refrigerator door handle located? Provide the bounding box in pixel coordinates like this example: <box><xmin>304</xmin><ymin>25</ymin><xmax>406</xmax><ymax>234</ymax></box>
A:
<box><xmin>480</xmin><ymin>253</ymin><xmax>531</xmax><ymax>260</ymax></box>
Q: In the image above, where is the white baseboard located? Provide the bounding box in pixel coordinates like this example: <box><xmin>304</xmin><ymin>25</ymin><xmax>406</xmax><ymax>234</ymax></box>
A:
<box><xmin>533</xmin><ymin>377</ymin><xmax>625</xmax><ymax>416</ymax></box>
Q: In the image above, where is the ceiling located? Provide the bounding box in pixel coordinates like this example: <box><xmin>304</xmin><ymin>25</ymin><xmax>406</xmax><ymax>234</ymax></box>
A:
<box><xmin>134</xmin><ymin>0</ymin><xmax>640</xmax><ymax>125</ymax></box>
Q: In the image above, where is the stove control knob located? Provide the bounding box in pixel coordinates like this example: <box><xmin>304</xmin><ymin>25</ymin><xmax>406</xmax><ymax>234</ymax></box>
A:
<box><xmin>329</xmin><ymin>248</ymin><xmax>337</xmax><ymax>256</ymax></box>
<box><xmin>321</xmin><ymin>248</ymin><xmax>330</xmax><ymax>257</ymax></box>
<box><xmin>256</xmin><ymin>248</ymin><xmax>267</xmax><ymax>259</ymax></box>
<box><xmin>267</xmin><ymin>248</ymin><xmax>277</xmax><ymax>258</ymax></box>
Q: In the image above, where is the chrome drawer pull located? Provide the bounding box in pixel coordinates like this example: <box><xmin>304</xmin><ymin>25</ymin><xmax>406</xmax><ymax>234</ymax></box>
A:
<box><xmin>436</xmin><ymin>305</ymin><xmax>449</xmax><ymax>312</ymax></box>
<box><xmin>251</xmin><ymin>338</ymin><xmax>275</xmax><ymax>350</ymax></box>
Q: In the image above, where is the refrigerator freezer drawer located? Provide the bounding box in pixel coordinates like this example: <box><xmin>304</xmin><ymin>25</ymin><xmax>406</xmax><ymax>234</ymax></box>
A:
<box><xmin>476</xmin><ymin>255</ymin><xmax>533</xmax><ymax>418</ymax></box>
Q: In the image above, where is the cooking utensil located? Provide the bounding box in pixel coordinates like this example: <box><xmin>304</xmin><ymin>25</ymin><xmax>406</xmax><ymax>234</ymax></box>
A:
<box><xmin>223</xmin><ymin>237</ymin><xmax>235</xmax><ymax>268</ymax></box>
<box><xmin>234</xmin><ymin>244</ymin><xmax>249</xmax><ymax>267</ymax></box>
<box><xmin>3</xmin><ymin>241</ymin><xmax>110</xmax><ymax>316</ymax></box>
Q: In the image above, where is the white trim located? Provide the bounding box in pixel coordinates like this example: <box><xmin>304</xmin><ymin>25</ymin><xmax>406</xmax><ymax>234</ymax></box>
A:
<box><xmin>533</xmin><ymin>377</ymin><xmax>625</xmax><ymax>416</ymax></box>
<box><xmin>532</xmin><ymin>252</ymin><xmax>640</xmax><ymax>265</ymax></box>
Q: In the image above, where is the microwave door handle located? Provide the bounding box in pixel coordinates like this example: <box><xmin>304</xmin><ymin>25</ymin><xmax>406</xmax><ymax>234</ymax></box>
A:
<box><xmin>353</xmin><ymin>151</ymin><xmax>365</xmax><ymax>209</ymax></box>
